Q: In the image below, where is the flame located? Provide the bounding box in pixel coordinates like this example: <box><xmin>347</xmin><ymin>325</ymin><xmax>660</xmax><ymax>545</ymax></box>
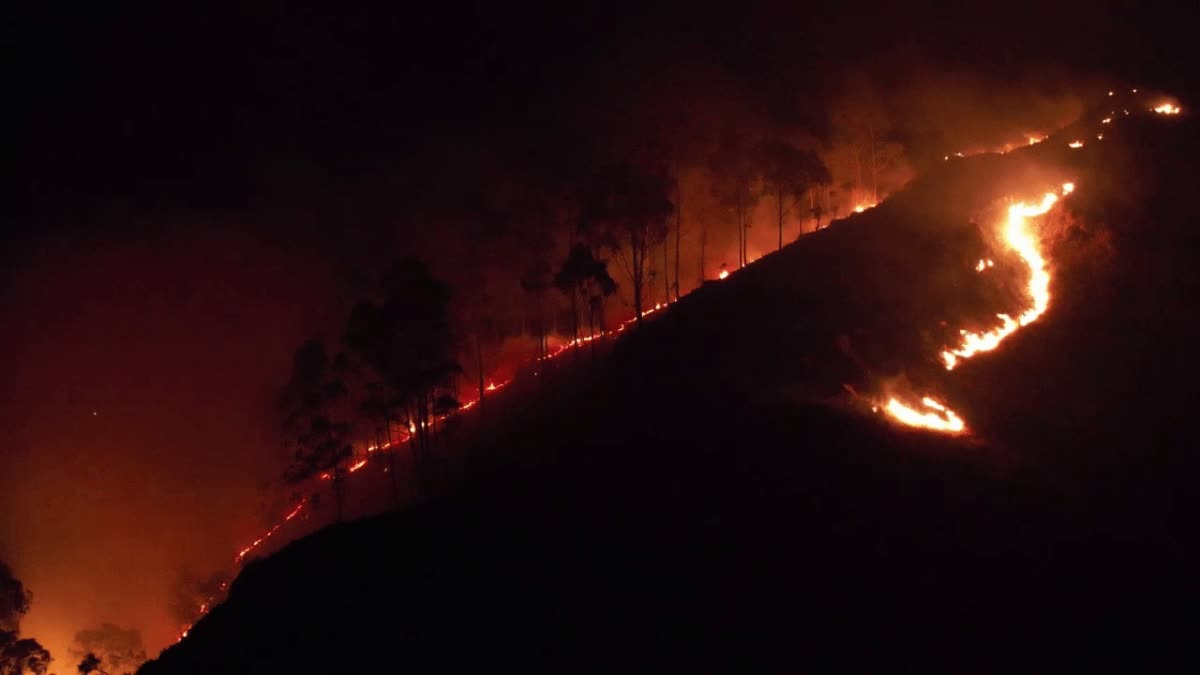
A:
<box><xmin>880</xmin><ymin>181</ymin><xmax>1074</xmax><ymax>434</ymax></box>
<box><xmin>1153</xmin><ymin>103</ymin><xmax>1181</xmax><ymax>115</ymax></box>
<box><xmin>718</xmin><ymin>270</ymin><xmax>730</xmax><ymax>280</ymax></box>
<box><xmin>939</xmin><ymin>187</ymin><xmax>1064</xmax><ymax>370</ymax></box>
<box><xmin>1101</xmin><ymin>117</ymin><xmax>1112</xmax><ymax>124</ymax></box>
<box><xmin>883</xmin><ymin>397</ymin><xmax>966</xmax><ymax>433</ymax></box>
<box><xmin>854</xmin><ymin>202</ymin><xmax>877</xmax><ymax>213</ymax></box>
<box><xmin>1068</xmin><ymin>140</ymin><xmax>1084</xmax><ymax>149</ymax></box>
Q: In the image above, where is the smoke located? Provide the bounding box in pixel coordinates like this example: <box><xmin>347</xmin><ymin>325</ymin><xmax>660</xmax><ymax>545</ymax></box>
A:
<box><xmin>71</xmin><ymin>623</ymin><xmax>147</xmax><ymax>675</ymax></box>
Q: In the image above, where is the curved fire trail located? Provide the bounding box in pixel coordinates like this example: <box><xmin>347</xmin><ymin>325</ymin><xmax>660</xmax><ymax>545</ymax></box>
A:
<box><xmin>881</xmin><ymin>181</ymin><xmax>1074</xmax><ymax>433</ymax></box>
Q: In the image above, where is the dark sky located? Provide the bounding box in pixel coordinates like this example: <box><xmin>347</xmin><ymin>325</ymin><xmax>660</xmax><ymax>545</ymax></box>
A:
<box><xmin>1</xmin><ymin>0</ymin><xmax>1193</xmax><ymax>665</ymax></box>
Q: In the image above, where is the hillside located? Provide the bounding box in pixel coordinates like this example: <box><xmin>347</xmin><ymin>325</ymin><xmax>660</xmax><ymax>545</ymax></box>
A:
<box><xmin>141</xmin><ymin>107</ymin><xmax>1200</xmax><ymax>673</ymax></box>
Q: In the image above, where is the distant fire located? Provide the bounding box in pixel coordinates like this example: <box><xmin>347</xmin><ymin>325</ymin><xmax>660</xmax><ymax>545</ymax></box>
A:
<box><xmin>718</xmin><ymin>269</ymin><xmax>730</xmax><ymax>280</ymax></box>
<box><xmin>1068</xmin><ymin>140</ymin><xmax>1084</xmax><ymax>149</ymax></box>
<box><xmin>1154</xmin><ymin>103</ymin><xmax>1181</xmax><ymax>115</ymax></box>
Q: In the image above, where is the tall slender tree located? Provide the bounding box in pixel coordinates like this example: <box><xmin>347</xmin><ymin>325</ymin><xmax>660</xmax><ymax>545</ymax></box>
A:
<box><xmin>281</xmin><ymin>339</ymin><xmax>353</xmax><ymax>522</ymax></box>
<box><xmin>584</xmin><ymin>165</ymin><xmax>673</xmax><ymax>327</ymax></box>
<box><xmin>758</xmin><ymin>139</ymin><xmax>831</xmax><ymax>249</ymax></box>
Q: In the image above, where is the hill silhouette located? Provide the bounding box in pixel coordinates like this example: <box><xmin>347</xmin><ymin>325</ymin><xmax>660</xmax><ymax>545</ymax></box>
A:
<box><xmin>141</xmin><ymin>107</ymin><xmax>1200</xmax><ymax>674</ymax></box>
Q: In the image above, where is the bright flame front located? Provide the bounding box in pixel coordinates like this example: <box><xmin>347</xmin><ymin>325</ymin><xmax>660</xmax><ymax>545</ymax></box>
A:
<box><xmin>884</xmin><ymin>397</ymin><xmax>966</xmax><ymax>433</ymax></box>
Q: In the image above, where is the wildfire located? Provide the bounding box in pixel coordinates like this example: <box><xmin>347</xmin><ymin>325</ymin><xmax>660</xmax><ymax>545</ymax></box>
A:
<box><xmin>1153</xmin><ymin>103</ymin><xmax>1181</xmax><ymax>115</ymax></box>
<box><xmin>883</xmin><ymin>397</ymin><xmax>966</xmax><ymax>433</ymax></box>
<box><xmin>939</xmin><ymin>187</ymin><xmax>1066</xmax><ymax>370</ymax></box>
<box><xmin>1068</xmin><ymin>140</ymin><xmax>1084</xmax><ymax>149</ymax></box>
<box><xmin>718</xmin><ymin>269</ymin><xmax>730</xmax><ymax>280</ymax></box>
<box><xmin>880</xmin><ymin>181</ymin><xmax>1074</xmax><ymax>434</ymax></box>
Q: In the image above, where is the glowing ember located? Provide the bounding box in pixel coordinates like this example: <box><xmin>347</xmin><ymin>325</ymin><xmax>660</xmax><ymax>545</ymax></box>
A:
<box><xmin>975</xmin><ymin>258</ymin><xmax>994</xmax><ymax>272</ymax></box>
<box><xmin>718</xmin><ymin>269</ymin><xmax>730</xmax><ymax>280</ymax></box>
<box><xmin>854</xmin><ymin>202</ymin><xmax>877</xmax><ymax>213</ymax></box>
<box><xmin>1096</xmin><ymin>133</ymin><xmax>1103</xmax><ymax>140</ymax></box>
<box><xmin>1101</xmin><ymin>117</ymin><xmax>1112</xmax><ymax>124</ymax></box>
<box><xmin>882</xmin><ymin>396</ymin><xmax>966</xmax><ymax>433</ymax></box>
<box><xmin>1068</xmin><ymin>140</ymin><xmax>1084</xmax><ymax>149</ymax></box>
<box><xmin>1153</xmin><ymin>103</ymin><xmax>1181</xmax><ymax>115</ymax></box>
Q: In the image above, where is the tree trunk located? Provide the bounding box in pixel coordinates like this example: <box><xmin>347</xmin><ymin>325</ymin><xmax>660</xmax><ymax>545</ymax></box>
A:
<box><xmin>568</xmin><ymin>288</ymin><xmax>579</xmax><ymax>361</ymax></box>
<box><xmin>869</xmin><ymin>124</ymin><xmax>878</xmax><ymax>203</ymax></box>
<box><xmin>632</xmin><ymin>231</ymin><xmax>644</xmax><ymax>326</ymax></box>
<box><xmin>475</xmin><ymin>333</ymin><xmax>485</xmax><ymax>416</ymax></box>
<box><xmin>587</xmin><ymin>294</ymin><xmax>596</xmax><ymax>364</ymax></box>
<box><xmin>699</xmin><ymin>222</ymin><xmax>707</xmax><ymax>285</ymax></box>
<box><xmin>778</xmin><ymin>185</ymin><xmax>784</xmax><ymax>250</ymax></box>
<box><xmin>674</xmin><ymin>173</ymin><xmax>681</xmax><ymax>299</ymax></box>
<box><xmin>384</xmin><ymin>414</ymin><xmax>398</xmax><ymax>503</ymax></box>
<box><xmin>662</xmin><ymin>233</ymin><xmax>670</xmax><ymax>305</ymax></box>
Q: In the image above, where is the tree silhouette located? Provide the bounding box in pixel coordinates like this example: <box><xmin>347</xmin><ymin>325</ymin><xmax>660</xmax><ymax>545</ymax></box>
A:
<box><xmin>583</xmin><ymin>165</ymin><xmax>673</xmax><ymax>327</ymax></box>
<box><xmin>757</xmin><ymin>139</ymin><xmax>831</xmax><ymax>248</ymax></box>
<box><xmin>554</xmin><ymin>244</ymin><xmax>617</xmax><ymax>359</ymax></box>
<box><xmin>344</xmin><ymin>259</ymin><xmax>460</xmax><ymax>484</ymax></box>
<box><xmin>519</xmin><ymin>259</ymin><xmax>553</xmax><ymax>361</ymax></box>
<box><xmin>1</xmin><ymin>562</ymin><xmax>51</xmax><ymax>675</ymax></box>
<box><xmin>281</xmin><ymin>340</ymin><xmax>354</xmax><ymax>521</ymax></box>
<box><xmin>709</xmin><ymin>133</ymin><xmax>761</xmax><ymax>267</ymax></box>
<box><xmin>76</xmin><ymin>653</ymin><xmax>102</xmax><ymax>674</ymax></box>
<box><xmin>1</xmin><ymin>638</ymin><xmax>50</xmax><ymax>675</ymax></box>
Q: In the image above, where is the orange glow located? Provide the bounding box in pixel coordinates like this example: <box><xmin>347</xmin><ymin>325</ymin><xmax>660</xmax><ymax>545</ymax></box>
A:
<box><xmin>718</xmin><ymin>270</ymin><xmax>730</xmax><ymax>280</ymax></box>
<box><xmin>1153</xmin><ymin>103</ymin><xmax>1181</xmax><ymax>115</ymax></box>
<box><xmin>1101</xmin><ymin>117</ymin><xmax>1112</xmax><ymax>124</ymax></box>
<box><xmin>1068</xmin><ymin>140</ymin><xmax>1084</xmax><ymax>149</ymax></box>
<box><xmin>882</xmin><ymin>396</ymin><xmax>966</xmax><ymax>433</ymax></box>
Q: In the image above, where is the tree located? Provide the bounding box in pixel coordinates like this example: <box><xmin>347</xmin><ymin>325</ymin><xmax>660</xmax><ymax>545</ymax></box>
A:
<box><xmin>709</xmin><ymin>133</ymin><xmax>760</xmax><ymax>267</ymax></box>
<box><xmin>76</xmin><ymin>653</ymin><xmax>102</xmax><ymax>674</ymax></box>
<box><xmin>1</xmin><ymin>562</ymin><xmax>51</xmax><ymax>675</ymax></box>
<box><xmin>70</xmin><ymin>625</ymin><xmax>145</xmax><ymax>675</ymax></box>
<box><xmin>281</xmin><ymin>340</ymin><xmax>354</xmax><ymax>522</ymax></box>
<box><xmin>757</xmin><ymin>139</ymin><xmax>831</xmax><ymax>248</ymax></box>
<box><xmin>1</xmin><ymin>639</ymin><xmax>50</xmax><ymax>675</ymax></box>
<box><xmin>584</xmin><ymin>165</ymin><xmax>673</xmax><ymax>327</ymax></box>
<box><xmin>554</xmin><ymin>244</ymin><xmax>617</xmax><ymax>360</ymax></box>
<box><xmin>344</xmin><ymin>259</ymin><xmax>461</xmax><ymax>484</ymax></box>
<box><xmin>519</xmin><ymin>259</ymin><xmax>553</xmax><ymax>361</ymax></box>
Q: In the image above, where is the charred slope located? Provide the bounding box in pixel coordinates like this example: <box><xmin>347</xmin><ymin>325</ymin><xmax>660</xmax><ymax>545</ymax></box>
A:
<box><xmin>142</xmin><ymin>113</ymin><xmax>1200</xmax><ymax>674</ymax></box>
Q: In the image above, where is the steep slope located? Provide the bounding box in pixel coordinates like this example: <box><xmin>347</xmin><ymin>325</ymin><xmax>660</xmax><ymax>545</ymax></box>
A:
<box><xmin>142</xmin><ymin>109</ymin><xmax>1200</xmax><ymax>674</ymax></box>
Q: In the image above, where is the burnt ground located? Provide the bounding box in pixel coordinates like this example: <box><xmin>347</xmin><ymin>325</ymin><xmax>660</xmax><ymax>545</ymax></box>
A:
<box><xmin>142</xmin><ymin>109</ymin><xmax>1200</xmax><ymax>674</ymax></box>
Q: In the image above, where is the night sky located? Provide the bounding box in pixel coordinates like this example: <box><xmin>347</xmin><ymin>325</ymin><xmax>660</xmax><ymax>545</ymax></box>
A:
<box><xmin>2</xmin><ymin>0</ymin><xmax>1196</xmax><ymax>665</ymax></box>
